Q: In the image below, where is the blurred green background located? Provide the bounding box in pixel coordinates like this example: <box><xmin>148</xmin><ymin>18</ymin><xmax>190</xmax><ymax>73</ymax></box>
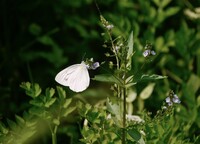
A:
<box><xmin>0</xmin><ymin>0</ymin><xmax>200</xmax><ymax>143</ymax></box>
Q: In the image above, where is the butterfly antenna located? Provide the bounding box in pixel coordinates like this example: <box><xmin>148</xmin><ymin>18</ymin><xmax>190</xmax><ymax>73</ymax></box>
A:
<box><xmin>82</xmin><ymin>53</ymin><xmax>86</xmax><ymax>61</ymax></box>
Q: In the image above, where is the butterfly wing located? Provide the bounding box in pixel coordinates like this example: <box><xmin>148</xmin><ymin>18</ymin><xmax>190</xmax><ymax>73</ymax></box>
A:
<box><xmin>55</xmin><ymin>62</ymin><xmax>90</xmax><ymax>92</ymax></box>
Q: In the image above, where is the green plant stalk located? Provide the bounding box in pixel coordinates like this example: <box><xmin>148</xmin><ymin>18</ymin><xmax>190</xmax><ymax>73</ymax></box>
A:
<box><xmin>107</xmin><ymin>31</ymin><xmax>119</xmax><ymax>70</ymax></box>
<box><xmin>107</xmin><ymin>30</ymin><xmax>121</xmax><ymax>98</ymax></box>
<box><xmin>122</xmin><ymin>86</ymin><xmax>127</xmax><ymax>144</ymax></box>
<box><xmin>197</xmin><ymin>55</ymin><xmax>200</xmax><ymax>76</ymax></box>
<box><xmin>52</xmin><ymin>126</ymin><xmax>58</xmax><ymax>144</ymax></box>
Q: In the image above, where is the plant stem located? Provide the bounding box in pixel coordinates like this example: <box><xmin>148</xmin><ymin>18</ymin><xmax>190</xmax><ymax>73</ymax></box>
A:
<box><xmin>52</xmin><ymin>126</ymin><xmax>58</xmax><ymax>144</ymax></box>
<box><xmin>122</xmin><ymin>87</ymin><xmax>127</xmax><ymax>144</ymax></box>
<box><xmin>52</xmin><ymin>132</ymin><xmax>57</xmax><ymax>144</ymax></box>
<box><xmin>108</xmin><ymin>31</ymin><xmax>119</xmax><ymax>70</ymax></box>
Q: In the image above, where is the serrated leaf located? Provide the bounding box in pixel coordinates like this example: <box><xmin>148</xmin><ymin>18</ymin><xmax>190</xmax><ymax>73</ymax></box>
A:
<box><xmin>46</xmin><ymin>88</ymin><xmax>55</xmax><ymax>98</ymax></box>
<box><xmin>7</xmin><ymin>119</ymin><xmax>18</xmax><ymax>132</ymax></box>
<box><xmin>0</xmin><ymin>122</ymin><xmax>9</xmax><ymax>134</ymax></box>
<box><xmin>15</xmin><ymin>115</ymin><xmax>25</xmax><ymax>126</ymax></box>
<box><xmin>57</xmin><ymin>86</ymin><xmax>66</xmax><ymax>100</ymax></box>
<box><xmin>62</xmin><ymin>106</ymin><xmax>76</xmax><ymax>117</ymax></box>
<box><xmin>92</xmin><ymin>74</ymin><xmax>122</xmax><ymax>85</ymax></box>
<box><xmin>29</xmin><ymin>107</ymin><xmax>47</xmax><ymax>118</ymax></box>
<box><xmin>63</xmin><ymin>98</ymin><xmax>72</xmax><ymax>108</ymax></box>
<box><xmin>24</xmin><ymin>83</ymin><xmax>42</xmax><ymax>98</ymax></box>
<box><xmin>44</xmin><ymin>98</ymin><xmax>56</xmax><ymax>108</ymax></box>
<box><xmin>29</xmin><ymin>99</ymin><xmax>43</xmax><ymax>107</ymax></box>
<box><xmin>20</xmin><ymin>82</ymin><xmax>31</xmax><ymax>90</ymax></box>
<box><xmin>139</xmin><ymin>83</ymin><xmax>155</xmax><ymax>100</ymax></box>
<box><xmin>33</xmin><ymin>83</ymin><xmax>42</xmax><ymax>97</ymax></box>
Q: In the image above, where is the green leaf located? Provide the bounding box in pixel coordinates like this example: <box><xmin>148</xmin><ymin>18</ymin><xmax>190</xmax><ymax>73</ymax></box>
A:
<box><xmin>62</xmin><ymin>106</ymin><xmax>76</xmax><ymax>117</ymax></box>
<box><xmin>160</xmin><ymin>0</ymin><xmax>171</xmax><ymax>8</ymax></box>
<box><xmin>138</xmin><ymin>74</ymin><xmax>167</xmax><ymax>82</ymax></box>
<box><xmin>165</xmin><ymin>7</ymin><xmax>180</xmax><ymax>17</ymax></box>
<box><xmin>127</xmin><ymin>128</ymin><xmax>141</xmax><ymax>141</ymax></box>
<box><xmin>15</xmin><ymin>115</ymin><xmax>25</xmax><ymax>127</ymax></box>
<box><xmin>45</xmin><ymin>88</ymin><xmax>55</xmax><ymax>98</ymax></box>
<box><xmin>0</xmin><ymin>122</ymin><xmax>9</xmax><ymax>134</ymax></box>
<box><xmin>126</xmin><ymin>31</ymin><xmax>134</xmax><ymax>70</ymax></box>
<box><xmin>21</xmin><ymin>83</ymin><xmax>42</xmax><ymax>98</ymax></box>
<box><xmin>57</xmin><ymin>86</ymin><xmax>66</xmax><ymax>100</ymax></box>
<box><xmin>20</xmin><ymin>82</ymin><xmax>31</xmax><ymax>90</ymax></box>
<box><xmin>29</xmin><ymin>23</ymin><xmax>42</xmax><ymax>36</ymax></box>
<box><xmin>44</xmin><ymin>98</ymin><xmax>57</xmax><ymax>108</ymax></box>
<box><xmin>38</xmin><ymin>36</ymin><xmax>54</xmax><ymax>45</ymax></box>
<box><xmin>187</xmin><ymin>74</ymin><xmax>200</xmax><ymax>94</ymax></box>
<box><xmin>125</xmin><ymin>82</ymin><xmax>137</xmax><ymax>88</ymax></box>
<box><xmin>92</xmin><ymin>74</ymin><xmax>122</xmax><ymax>85</ymax></box>
<box><xmin>152</xmin><ymin>0</ymin><xmax>160</xmax><ymax>7</ymax></box>
<box><xmin>53</xmin><ymin>119</ymin><xmax>60</xmax><ymax>126</ymax></box>
<box><xmin>125</xmin><ymin>75</ymin><xmax>137</xmax><ymax>88</ymax></box>
<box><xmin>29</xmin><ymin>99</ymin><xmax>43</xmax><ymax>107</ymax></box>
<box><xmin>139</xmin><ymin>83</ymin><xmax>155</xmax><ymax>100</ymax></box>
<box><xmin>63</xmin><ymin>98</ymin><xmax>72</xmax><ymax>108</ymax></box>
<box><xmin>106</xmin><ymin>98</ymin><xmax>122</xmax><ymax>121</ymax></box>
<box><xmin>7</xmin><ymin>119</ymin><xmax>18</xmax><ymax>132</ymax></box>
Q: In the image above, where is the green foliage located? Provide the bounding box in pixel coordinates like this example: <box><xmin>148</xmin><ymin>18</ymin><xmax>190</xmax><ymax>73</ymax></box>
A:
<box><xmin>0</xmin><ymin>83</ymin><xmax>76</xmax><ymax>143</ymax></box>
<box><xmin>0</xmin><ymin>0</ymin><xmax>200</xmax><ymax>143</ymax></box>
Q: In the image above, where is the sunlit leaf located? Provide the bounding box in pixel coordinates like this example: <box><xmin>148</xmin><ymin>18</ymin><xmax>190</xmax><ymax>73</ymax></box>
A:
<box><xmin>165</xmin><ymin>7</ymin><xmax>180</xmax><ymax>17</ymax></box>
<box><xmin>160</xmin><ymin>0</ymin><xmax>171</xmax><ymax>8</ymax></box>
<box><xmin>63</xmin><ymin>98</ymin><xmax>72</xmax><ymax>108</ymax></box>
<box><xmin>62</xmin><ymin>106</ymin><xmax>76</xmax><ymax>117</ymax></box>
<box><xmin>139</xmin><ymin>83</ymin><xmax>155</xmax><ymax>100</ymax></box>
<box><xmin>139</xmin><ymin>74</ymin><xmax>167</xmax><ymax>82</ymax></box>
<box><xmin>29</xmin><ymin>99</ymin><xmax>43</xmax><ymax>107</ymax></box>
<box><xmin>56</xmin><ymin>86</ymin><xmax>66</xmax><ymax>100</ymax></box>
<box><xmin>106</xmin><ymin>98</ymin><xmax>122</xmax><ymax>121</ymax></box>
<box><xmin>45</xmin><ymin>88</ymin><xmax>55</xmax><ymax>98</ymax></box>
<box><xmin>44</xmin><ymin>98</ymin><xmax>56</xmax><ymax>108</ymax></box>
<box><xmin>127</xmin><ymin>31</ymin><xmax>134</xmax><ymax>70</ymax></box>
<box><xmin>53</xmin><ymin>119</ymin><xmax>60</xmax><ymax>126</ymax></box>
<box><xmin>15</xmin><ymin>115</ymin><xmax>25</xmax><ymax>127</ymax></box>
<box><xmin>92</xmin><ymin>74</ymin><xmax>122</xmax><ymax>85</ymax></box>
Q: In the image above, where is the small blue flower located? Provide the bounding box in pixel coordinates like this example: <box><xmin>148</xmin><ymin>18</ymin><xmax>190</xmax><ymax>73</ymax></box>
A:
<box><xmin>165</xmin><ymin>91</ymin><xmax>181</xmax><ymax>106</ymax></box>
<box><xmin>172</xmin><ymin>94</ymin><xmax>181</xmax><ymax>104</ymax></box>
<box><xmin>151</xmin><ymin>50</ymin><xmax>156</xmax><ymax>56</ymax></box>
<box><xmin>143</xmin><ymin>49</ymin><xmax>151</xmax><ymax>57</ymax></box>
<box><xmin>143</xmin><ymin>49</ymin><xmax>156</xmax><ymax>57</ymax></box>
<box><xmin>90</xmin><ymin>62</ymin><xmax>100</xmax><ymax>70</ymax></box>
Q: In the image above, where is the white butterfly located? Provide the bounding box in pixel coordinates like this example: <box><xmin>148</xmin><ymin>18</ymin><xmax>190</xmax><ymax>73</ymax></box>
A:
<box><xmin>55</xmin><ymin>61</ymin><xmax>99</xmax><ymax>92</ymax></box>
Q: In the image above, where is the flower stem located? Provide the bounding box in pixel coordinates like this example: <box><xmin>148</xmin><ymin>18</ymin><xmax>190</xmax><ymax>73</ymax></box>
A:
<box><xmin>122</xmin><ymin>87</ymin><xmax>127</xmax><ymax>144</ymax></box>
<box><xmin>52</xmin><ymin>132</ymin><xmax>57</xmax><ymax>144</ymax></box>
<box><xmin>52</xmin><ymin>126</ymin><xmax>58</xmax><ymax>144</ymax></box>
